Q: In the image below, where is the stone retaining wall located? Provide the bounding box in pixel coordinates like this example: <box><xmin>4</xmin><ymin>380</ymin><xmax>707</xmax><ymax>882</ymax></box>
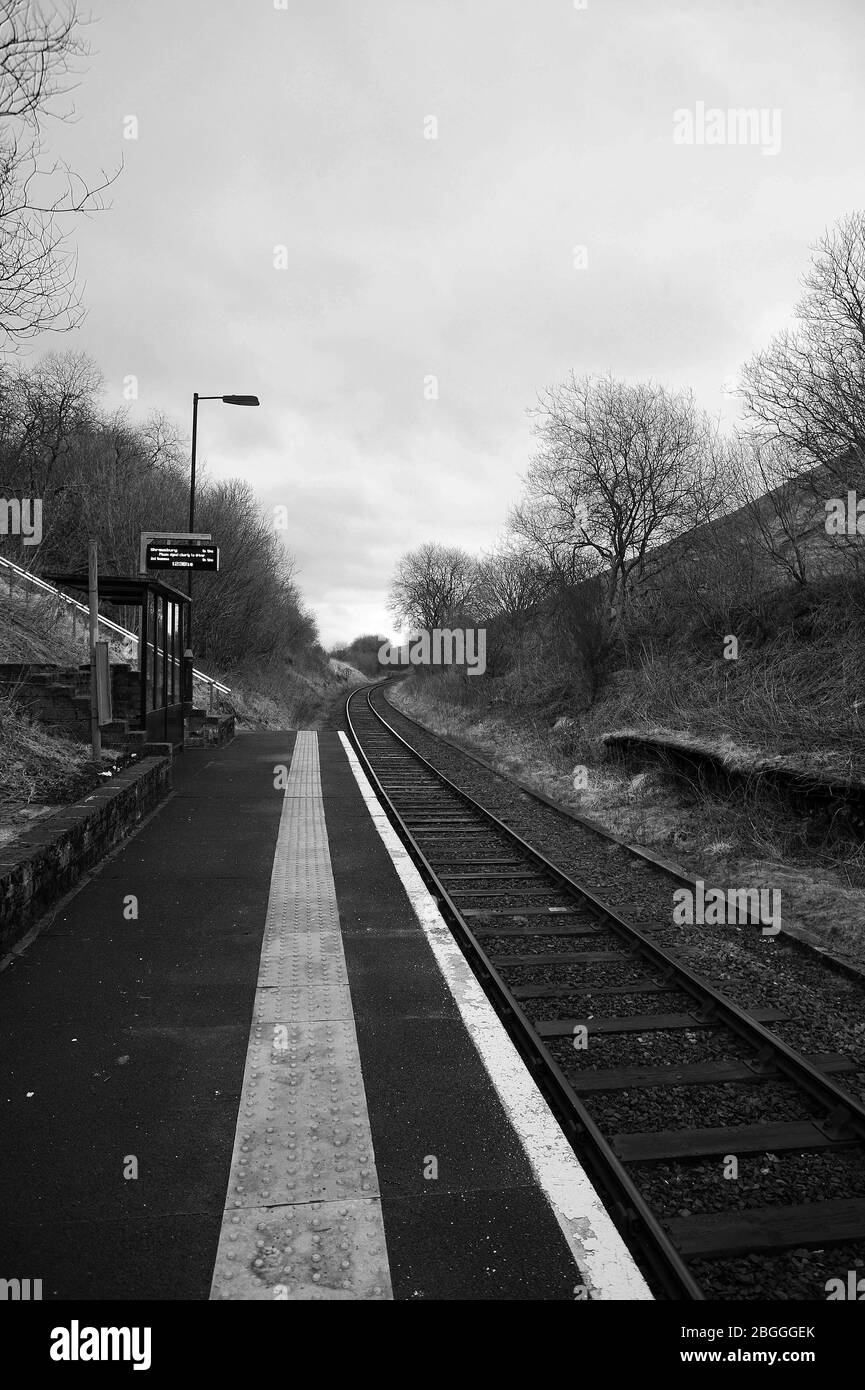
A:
<box><xmin>0</xmin><ymin>756</ymin><xmax>171</xmax><ymax>954</ymax></box>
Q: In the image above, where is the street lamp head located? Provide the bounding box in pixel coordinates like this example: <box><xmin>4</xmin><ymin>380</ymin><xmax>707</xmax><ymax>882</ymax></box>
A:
<box><xmin>221</xmin><ymin>394</ymin><xmax>260</xmax><ymax>406</ymax></box>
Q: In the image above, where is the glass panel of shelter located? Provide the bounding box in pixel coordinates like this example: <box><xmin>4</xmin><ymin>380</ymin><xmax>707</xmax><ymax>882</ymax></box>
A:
<box><xmin>154</xmin><ymin>595</ymin><xmax>164</xmax><ymax>712</ymax></box>
<box><xmin>140</xmin><ymin>589</ymin><xmax>184</xmax><ymax>716</ymax></box>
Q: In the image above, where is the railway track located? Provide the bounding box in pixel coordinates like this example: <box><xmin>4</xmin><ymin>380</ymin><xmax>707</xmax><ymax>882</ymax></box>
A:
<box><xmin>345</xmin><ymin>680</ymin><xmax>865</xmax><ymax>1300</ymax></box>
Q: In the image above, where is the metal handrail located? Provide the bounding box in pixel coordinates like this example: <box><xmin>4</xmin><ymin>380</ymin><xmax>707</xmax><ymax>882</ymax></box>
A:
<box><xmin>0</xmin><ymin>553</ymin><xmax>232</xmax><ymax>696</ymax></box>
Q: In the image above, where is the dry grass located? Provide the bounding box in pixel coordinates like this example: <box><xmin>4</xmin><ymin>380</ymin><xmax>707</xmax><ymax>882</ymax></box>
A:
<box><xmin>0</xmin><ymin>695</ymin><xmax>92</xmax><ymax>808</ymax></box>
<box><xmin>391</xmin><ymin>677</ymin><xmax>865</xmax><ymax>965</ymax></box>
<box><xmin>328</xmin><ymin>657</ymin><xmax>367</xmax><ymax>684</ymax></box>
<box><xmin>0</xmin><ymin>588</ymin><xmax>141</xmax><ymax>833</ymax></box>
<box><xmin>591</xmin><ymin>585</ymin><xmax>865</xmax><ymax>769</ymax></box>
<box><xmin>391</xmin><ymin>677</ymin><xmax>595</xmax><ymax>808</ymax></box>
<box><xmin>394</xmin><ymin>666</ymin><xmax>863</xmax><ymax>865</ymax></box>
<box><xmin>221</xmin><ymin>657</ymin><xmax>364</xmax><ymax>730</ymax></box>
<box><xmin>583</xmin><ymin>639</ymin><xmax>865</xmax><ymax>776</ymax></box>
<box><xmin>0</xmin><ymin>584</ymin><xmax>136</xmax><ymax>665</ymax></box>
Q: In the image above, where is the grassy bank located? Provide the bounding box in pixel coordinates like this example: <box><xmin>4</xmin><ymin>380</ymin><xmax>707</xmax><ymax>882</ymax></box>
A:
<box><xmin>222</xmin><ymin>657</ymin><xmax>366</xmax><ymax>730</ymax></box>
<box><xmin>389</xmin><ymin>660</ymin><xmax>865</xmax><ymax>967</ymax></box>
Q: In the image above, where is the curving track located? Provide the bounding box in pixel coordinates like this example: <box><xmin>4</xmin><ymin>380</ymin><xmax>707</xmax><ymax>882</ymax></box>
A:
<box><xmin>345</xmin><ymin>680</ymin><xmax>865</xmax><ymax>1301</ymax></box>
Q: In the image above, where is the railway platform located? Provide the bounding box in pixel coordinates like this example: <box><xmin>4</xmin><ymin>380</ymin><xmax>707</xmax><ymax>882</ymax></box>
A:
<box><xmin>0</xmin><ymin>723</ymin><xmax>649</xmax><ymax>1301</ymax></box>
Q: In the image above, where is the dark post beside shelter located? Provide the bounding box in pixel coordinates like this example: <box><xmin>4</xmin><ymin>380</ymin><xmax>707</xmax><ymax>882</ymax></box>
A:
<box><xmin>48</xmin><ymin>573</ymin><xmax>191</xmax><ymax>750</ymax></box>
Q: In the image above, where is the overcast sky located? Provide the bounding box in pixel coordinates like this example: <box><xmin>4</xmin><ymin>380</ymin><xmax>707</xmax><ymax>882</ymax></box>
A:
<box><xmin>28</xmin><ymin>0</ymin><xmax>865</xmax><ymax>645</ymax></box>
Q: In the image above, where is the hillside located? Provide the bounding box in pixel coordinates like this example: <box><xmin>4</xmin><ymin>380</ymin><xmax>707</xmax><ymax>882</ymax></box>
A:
<box><xmin>388</xmin><ymin>548</ymin><xmax>865</xmax><ymax>971</ymax></box>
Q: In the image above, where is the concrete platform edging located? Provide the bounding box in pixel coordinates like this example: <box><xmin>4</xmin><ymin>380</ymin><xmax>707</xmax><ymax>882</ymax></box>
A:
<box><xmin>0</xmin><ymin>756</ymin><xmax>172</xmax><ymax>954</ymax></box>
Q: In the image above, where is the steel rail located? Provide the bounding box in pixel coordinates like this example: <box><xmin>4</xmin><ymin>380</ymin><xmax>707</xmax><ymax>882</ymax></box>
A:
<box><xmin>347</xmin><ymin>680</ymin><xmax>865</xmax><ymax>1298</ymax></box>
<box><xmin>378</xmin><ymin>682</ymin><xmax>865</xmax><ymax>994</ymax></box>
<box><xmin>345</xmin><ymin>681</ymin><xmax>703</xmax><ymax>1300</ymax></box>
<box><xmin>364</xmin><ymin>683</ymin><xmax>865</xmax><ymax>1142</ymax></box>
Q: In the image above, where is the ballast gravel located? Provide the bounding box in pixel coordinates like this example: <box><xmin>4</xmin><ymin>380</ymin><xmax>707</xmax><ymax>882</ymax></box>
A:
<box><xmin>369</xmin><ymin>693</ymin><xmax>865</xmax><ymax>1299</ymax></box>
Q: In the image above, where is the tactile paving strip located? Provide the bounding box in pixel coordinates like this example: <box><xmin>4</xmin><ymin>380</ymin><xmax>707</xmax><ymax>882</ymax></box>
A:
<box><xmin>210</xmin><ymin>732</ymin><xmax>393</xmax><ymax>1300</ymax></box>
<box><xmin>212</xmin><ymin>1200</ymin><xmax>390</xmax><ymax>1301</ymax></box>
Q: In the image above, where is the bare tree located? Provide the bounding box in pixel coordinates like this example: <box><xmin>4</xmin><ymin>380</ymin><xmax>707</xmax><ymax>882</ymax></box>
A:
<box><xmin>474</xmin><ymin>541</ymin><xmax>548</xmax><ymax>625</ymax></box>
<box><xmin>139</xmin><ymin>410</ymin><xmax>187</xmax><ymax>472</ymax></box>
<box><xmin>0</xmin><ymin>349</ymin><xmax>103</xmax><ymax>566</ymax></box>
<box><xmin>388</xmin><ymin>542</ymin><xmax>478</xmax><ymax>630</ymax></box>
<box><xmin>331</xmin><ymin>633</ymin><xmax>391</xmax><ymax>677</ymax></box>
<box><xmin>512</xmin><ymin>372</ymin><xmax>724</xmax><ymax>628</ymax></box>
<box><xmin>726</xmin><ymin>433</ymin><xmax>821</xmax><ymax>587</ymax></box>
<box><xmin>473</xmin><ymin>540</ymin><xmax>548</xmax><ymax>676</ymax></box>
<box><xmin>0</xmin><ymin>349</ymin><xmax>322</xmax><ymax>674</ymax></box>
<box><xmin>0</xmin><ymin>0</ymin><xmax>119</xmax><ymax>345</ymax></box>
<box><xmin>17</xmin><ymin>349</ymin><xmax>102</xmax><ymax>479</ymax></box>
<box><xmin>739</xmin><ymin>211</ymin><xmax>865</xmax><ymax>486</ymax></box>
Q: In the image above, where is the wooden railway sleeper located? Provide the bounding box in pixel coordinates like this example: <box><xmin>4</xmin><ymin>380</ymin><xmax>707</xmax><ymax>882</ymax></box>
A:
<box><xmin>745</xmin><ymin>1044</ymin><xmax>779</xmax><ymax>1077</ymax></box>
<box><xmin>816</xmin><ymin>1104</ymin><xmax>855</xmax><ymax>1142</ymax></box>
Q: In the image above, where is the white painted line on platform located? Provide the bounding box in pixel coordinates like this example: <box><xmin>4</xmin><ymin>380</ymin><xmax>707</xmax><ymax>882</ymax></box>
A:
<box><xmin>339</xmin><ymin>730</ymin><xmax>653</xmax><ymax>1301</ymax></box>
<box><xmin>210</xmin><ymin>732</ymin><xmax>392</xmax><ymax>1300</ymax></box>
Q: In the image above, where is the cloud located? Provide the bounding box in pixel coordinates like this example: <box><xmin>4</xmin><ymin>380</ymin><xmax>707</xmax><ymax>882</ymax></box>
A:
<box><xmin>26</xmin><ymin>0</ymin><xmax>865</xmax><ymax>643</ymax></box>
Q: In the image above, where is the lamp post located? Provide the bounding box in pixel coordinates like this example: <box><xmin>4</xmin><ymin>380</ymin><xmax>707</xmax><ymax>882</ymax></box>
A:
<box><xmin>189</xmin><ymin>392</ymin><xmax>260</xmax><ymax>535</ymax></box>
<box><xmin>186</xmin><ymin>392</ymin><xmax>259</xmax><ymax>657</ymax></box>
